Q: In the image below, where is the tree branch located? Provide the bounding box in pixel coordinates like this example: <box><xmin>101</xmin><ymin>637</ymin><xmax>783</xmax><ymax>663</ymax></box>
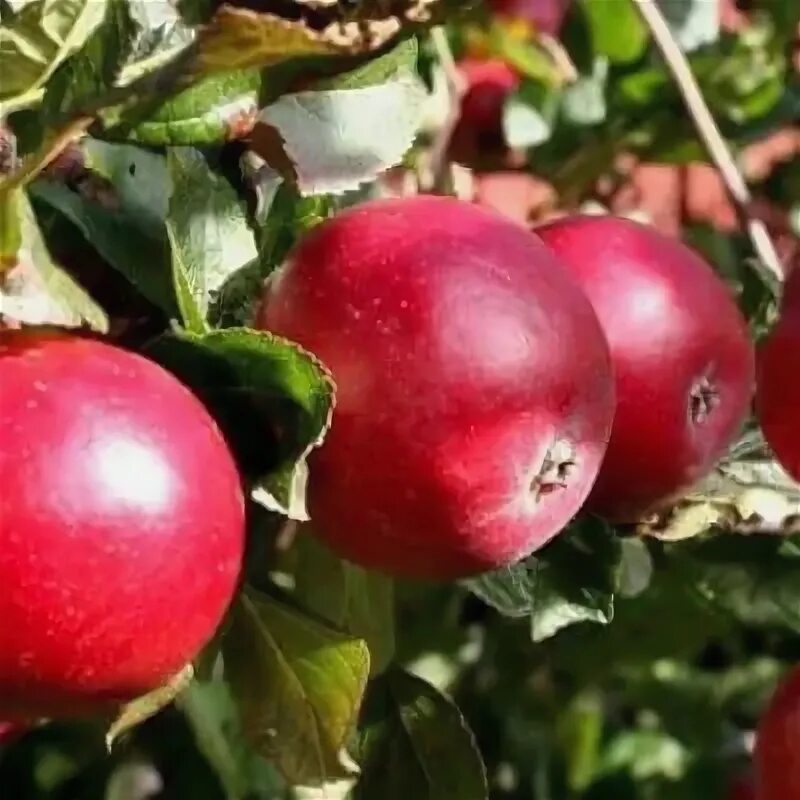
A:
<box><xmin>631</xmin><ymin>0</ymin><xmax>785</xmax><ymax>286</ymax></box>
<box><xmin>419</xmin><ymin>26</ymin><xmax>466</xmax><ymax>192</ymax></box>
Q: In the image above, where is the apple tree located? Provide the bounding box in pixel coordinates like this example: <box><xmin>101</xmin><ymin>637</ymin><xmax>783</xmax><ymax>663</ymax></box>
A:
<box><xmin>0</xmin><ymin>1</ymin><xmax>799</xmax><ymax>799</ymax></box>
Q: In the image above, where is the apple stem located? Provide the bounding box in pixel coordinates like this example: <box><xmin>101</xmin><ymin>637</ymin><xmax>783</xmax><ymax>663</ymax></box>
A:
<box><xmin>631</xmin><ymin>0</ymin><xmax>785</xmax><ymax>289</ymax></box>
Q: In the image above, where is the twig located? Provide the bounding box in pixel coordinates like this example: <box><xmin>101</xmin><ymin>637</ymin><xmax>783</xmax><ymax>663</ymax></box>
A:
<box><xmin>420</xmin><ymin>26</ymin><xmax>466</xmax><ymax>192</ymax></box>
<box><xmin>0</xmin><ymin>116</ymin><xmax>93</xmax><ymax>194</ymax></box>
<box><xmin>631</xmin><ymin>0</ymin><xmax>785</xmax><ymax>286</ymax></box>
<box><xmin>539</xmin><ymin>33</ymin><xmax>579</xmax><ymax>85</ymax></box>
<box><xmin>275</xmin><ymin>519</ymin><xmax>300</xmax><ymax>552</ymax></box>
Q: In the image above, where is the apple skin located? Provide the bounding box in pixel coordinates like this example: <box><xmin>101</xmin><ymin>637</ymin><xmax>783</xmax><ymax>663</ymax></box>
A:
<box><xmin>0</xmin><ymin>330</ymin><xmax>245</xmax><ymax>720</ymax></box>
<box><xmin>727</xmin><ymin>775</ymin><xmax>756</xmax><ymax>800</ymax></box>
<box><xmin>535</xmin><ymin>215</ymin><xmax>755</xmax><ymax>520</ymax></box>
<box><xmin>0</xmin><ymin>722</ymin><xmax>23</xmax><ymax>745</ymax></box>
<box><xmin>257</xmin><ymin>196</ymin><xmax>615</xmax><ymax>579</ymax></box>
<box><xmin>756</xmin><ymin>269</ymin><xmax>800</xmax><ymax>482</ymax></box>
<box><xmin>756</xmin><ymin>666</ymin><xmax>800</xmax><ymax>800</ymax></box>
<box><xmin>450</xmin><ymin>58</ymin><xmax>519</xmax><ymax>165</ymax></box>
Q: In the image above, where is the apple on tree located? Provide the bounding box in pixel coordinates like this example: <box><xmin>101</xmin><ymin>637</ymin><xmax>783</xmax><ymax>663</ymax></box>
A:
<box><xmin>258</xmin><ymin>195</ymin><xmax>615</xmax><ymax>579</ymax></box>
<box><xmin>0</xmin><ymin>722</ymin><xmax>23</xmax><ymax>745</ymax></box>
<box><xmin>535</xmin><ymin>215</ymin><xmax>755</xmax><ymax>520</ymax></box>
<box><xmin>0</xmin><ymin>330</ymin><xmax>245</xmax><ymax>720</ymax></box>
<box><xmin>450</xmin><ymin>58</ymin><xmax>519</xmax><ymax>165</ymax></box>
<box><xmin>756</xmin><ymin>267</ymin><xmax>800</xmax><ymax>482</ymax></box>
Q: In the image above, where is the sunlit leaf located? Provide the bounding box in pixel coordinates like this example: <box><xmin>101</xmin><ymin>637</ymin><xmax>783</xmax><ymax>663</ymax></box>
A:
<box><xmin>223</xmin><ymin>588</ymin><xmax>369</xmax><ymax>786</ymax></box>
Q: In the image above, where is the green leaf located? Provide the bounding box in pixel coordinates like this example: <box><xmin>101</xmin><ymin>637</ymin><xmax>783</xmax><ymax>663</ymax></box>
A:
<box><xmin>146</xmin><ymin>328</ymin><xmax>335</xmax><ymax>521</ymax></box>
<box><xmin>113</xmin><ymin>69</ymin><xmax>261</xmax><ymax>146</ymax></box>
<box><xmin>615</xmin><ymin>64</ymin><xmax>671</xmax><ymax>107</ymax></box>
<box><xmin>165</xmin><ymin>147</ymin><xmax>257</xmax><ymax>332</ymax></box>
<box><xmin>485</xmin><ymin>18</ymin><xmax>565</xmax><ymax>86</ymax></box>
<box><xmin>106</xmin><ymin>664</ymin><xmax>195</xmax><ymax>749</ymax></box>
<box><xmin>123</xmin><ymin>0</ymin><xmax>193</xmax><ymax>58</ymax></box>
<box><xmin>0</xmin><ymin>0</ymin><xmax>108</xmax><ymax>112</ymax></box>
<box><xmin>502</xmin><ymin>79</ymin><xmax>559</xmax><ymax>149</ymax></box>
<box><xmin>247</xmin><ymin>35</ymin><xmax>422</xmax><ymax>196</ymax></box>
<box><xmin>179</xmin><ymin>679</ymin><xmax>287</xmax><ymax>800</ymax></box>
<box><xmin>41</xmin><ymin>0</ymin><xmax>138</xmax><ymax>122</ymax></box>
<box><xmin>314</xmin><ymin>36</ymin><xmax>419</xmax><ymax>91</ymax></box>
<box><xmin>580</xmin><ymin>0</ymin><xmax>649</xmax><ymax>64</ymax></box>
<box><xmin>617</xmin><ymin>538</ymin><xmax>654</xmax><ymax>599</ymax></box>
<box><xmin>672</xmin><ymin>534</ymin><xmax>800</xmax><ymax>632</ymax></box>
<box><xmin>0</xmin><ymin>189</ymin><xmax>107</xmax><ymax>330</ymax></box>
<box><xmin>28</xmin><ymin>139</ymin><xmax>176</xmax><ymax>314</ymax></box>
<box><xmin>0</xmin><ymin>185</ymin><xmax>22</xmax><ymax>265</ymax></box>
<box><xmin>188</xmin><ymin>2</ymin><xmax>424</xmax><ymax>80</ymax></box>
<box><xmin>557</xmin><ymin>692</ymin><xmax>604</xmax><ymax>792</ymax></box>
<box><xmin>549</xmin><ymin>562</ymin><xmax>734</xmax><ymax>684</ymax></box>
<box><xmin>258</xmin><ymin>74</ymin><xmax>425</xmax><ymax>196</ymax></box>
<box><xmin>209</xmin><ymin>179</ymin><xmax>335</xmax><ymax>328</ymax></box>
<box><xmin>191</xmin><ymin>7</ymin><xmax>346</xmax><ymax>77</ymax></box>
<box><xmin>293</xmin><ymin>531</ymin><xmax>395</xmax><ymax>676</ymax></box>
<box><xmin>615</xmin><ymin>655</ymin><xmax>783</xmax><ymax>753</ymax></box>
<box><xmin>600</xmin><ymin>728</ymin><xmax>690</xmax><ymax>782</ymax></box>
<box><xmin>253</xmin><ymin>183</ymin><xmax>335</xmax><ymax>267</ymax></box>
<box><xmin>352</xmin><ymin>669</ymin><xmax>488</xmax><ymax>800</ymax></box>
<box><xmin>656</xmin><ymin>0</ymin><xmax>720</xmax><ymax>53</ymax></box>
<box><xmin>701</xmin><ymin>17</ymin><xmax>786</xmax><ymax>124</ymax></box>
<box><xmin>561</xmin><ymin>57</ymin><xmax>608</xmax><ymax>127</ymax></box>
<box><xmin>464</xmin><ymin>519</ymin><xmax>623</xmax><ymax>642</ymax></box>
<box><xmin>223</xmin><ymin>588</ymin><xmax>369</xmax><ymax>786</ymax></box>
<box><xmin>35</xmin><ymin>0</ymin><xmax>197</xmax><ymax>131</ymax></box>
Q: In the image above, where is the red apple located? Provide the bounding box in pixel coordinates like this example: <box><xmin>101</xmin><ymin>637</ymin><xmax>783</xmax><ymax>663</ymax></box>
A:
<box><xmin>756</xmin><ymin>269</ymin><xmax>800</xmax><ymax>482</ymax></box>
<box><xmin>0</xmin><ymin>722</ymin><xmax>23</xmax><ymax>745</ymax></box>
<box><xmin>756</xmin><ymin>666</ymin><xmax>800</xmax><ymax>800</ymax></box>
<box><xmin>488</xmin><ymin>0</ymin><xmax>571</xmax><ymax>35</ymax></box>
<box><xmin>535</xmin><ymin>215</ymin><xmax>755</xmax><ymax>520</ymax></box>
<box><xmin>257</xmin><ymin>196</ymin><xmax>615</xmax><ymax>579</ymax></box>
<box><xmin>0</xmin><ymin>330</ymin><xmax>245</xmax><ymax>719</ymax></box>
<box><xmin>450</xmin><ymin>58</ymin><xmax>519</xmax><ymax>165</ymax></box>
<box><xmin>728</xmin><ymin>774</ymin><xmax>757</xmax><ymax>800</ymax></box>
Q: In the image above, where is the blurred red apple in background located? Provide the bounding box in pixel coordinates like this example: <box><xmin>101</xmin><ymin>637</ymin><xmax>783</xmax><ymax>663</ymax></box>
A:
<box><xmin>756</xmin><ymin>665</ymin><xmax>800</xmax><ymax>800</ymax></box>
<box><xmin>450</xmin><ymin>58</ymin><xmax>519</xmax><ymax>166</ymax></box>
<box><xmin>757</xmin><ymin>268</ymin><xmax>800</xmax><ymax>482</ymax></box>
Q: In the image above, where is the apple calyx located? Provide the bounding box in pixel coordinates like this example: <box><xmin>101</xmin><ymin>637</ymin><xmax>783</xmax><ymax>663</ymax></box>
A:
<box><xmin>689</xmin><ymin>372</ymin><xmax>721</xmax><ymax>425</ymax></box>
<box><xmin>530</xmin><ymin>438</ymin><xmax>577</xmax><ymax>501</ymax></box>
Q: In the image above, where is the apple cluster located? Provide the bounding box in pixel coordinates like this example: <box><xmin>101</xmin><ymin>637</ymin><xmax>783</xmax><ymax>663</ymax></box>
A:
<box><xmin>1</xmin><ymin>193</ymin><xmax>797</xmax><ymax>741</ymax></box>
<box><xmin>257</xmin><ymin>196</ymin><xmax>762</xmax><ymax>579</ymax></box>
